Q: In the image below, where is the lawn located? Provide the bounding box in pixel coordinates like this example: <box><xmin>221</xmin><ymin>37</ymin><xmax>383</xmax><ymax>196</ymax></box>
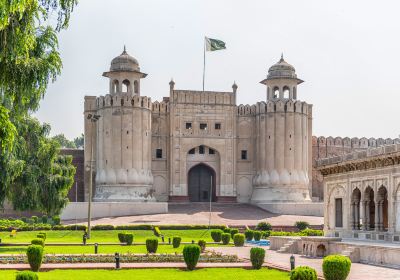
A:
<box><xmin>2</xmin><ymin>268</ymin><xmax>290</xmax><ymax>280</ymax></box>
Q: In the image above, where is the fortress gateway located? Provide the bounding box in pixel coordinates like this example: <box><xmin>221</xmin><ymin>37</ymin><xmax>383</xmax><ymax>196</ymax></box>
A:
<box><xmin>84</xmin><ymin>49</ymin><xmax>313</xmax><ymax>206</ymax></box>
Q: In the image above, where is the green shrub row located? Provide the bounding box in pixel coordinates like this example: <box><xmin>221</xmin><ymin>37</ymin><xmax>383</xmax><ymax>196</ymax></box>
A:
<box><xmin>269</xmin><ymin>229</ymin><xmax>323</xmax><ymax>237</ymax></box>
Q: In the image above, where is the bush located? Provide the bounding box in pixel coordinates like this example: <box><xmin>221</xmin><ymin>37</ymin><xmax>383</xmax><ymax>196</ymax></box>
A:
<box><xmin>31</xmin><ymin>216</ymin><xmax>38</xmax><ymax>224</ymax></box>
<box><xmin>118</xmin><ymin>232</ymin><xmax>126</xmax><ymax>243</ymax></box>
<box><xmin>210</xmin><ymin>230</ymin><xmax>223</xmax><ymax>242</ymax></box>
<box><xmin>254</xmin><ymin>231</ymin><xmax>262</xmax><ymax>241</ymax></box>
<box><xmin>233</xmin><ymin>233</ymin><xmax>245</xmax><ymax>247</ymax></box>
<box><xmin>322</xmin><ymin>255</ymin><xmax>351</xmax><ymax>280</ymax></box>
<box><xmin>26</xmin><ymin>245</ymin><xmax>44</xmax><ymax>272</ymax></box>
<box><xmin>146</xmin><ymin>238</ymin><xmax>159</xmax><ymax>253</ymax></box>
<box><xmin>250</xmin><ymin>247</ymin><xmax>265</xmax><ymax>269</ymax></box>
<box><xmin>223</xmin><ymin>228</ymin><xmax>231</xmax><ymax>233</ymax></box>
<box><xmin>172</xmin><ymin>236</ymin><xmax>182</xmax><ymax>248</ymax></box>
<box><xmin>31</xmin><ymin>238</ymin><xmax>44</xmax><ymax>247</ymax></box>
<box><xmin>183</xmin><ymin>245</ymin><xmax>201</xmax><ymax>270</ymax></box>
<box><xmin>245</xmin><ymin>230</ymin><xmax>254</xmax><ymax>241</ymax></box>
<box><xmin>290</xmin><ymin>266</ymin><xmax>318</xmax><ymax>280</ymax></box>
<box><xmin>221</xmin><ymin>233</ymin><xmax>231</xmax><ymax>245</ymax></box>
<box><xmin>41</xmin><ymin>215</ymin><xmax>48</xmax><ymax>224</ymax></box>
<box><xmin>124</xmin><ymin>233</ymin><xmax>134</xmax><ymax>245</ymax></box>
<box><xmin>92</xmin><ymin>224</ymin><xmax>114</xmax><ymax>230</ymax></box>
<box><xmin>153</xmin><ymin>226</ymin><xmax>161</xmax><ymax>237</ymax></box>
<box><xmin>36</xmin><ymin>234</ymin><xmax>46</xmax><ymax>241</ymax></box>
<box><xmin>21</xmin><ymin>217</ymin><xmax>28</xmax><ymax>223</ymax></box>
<box><xmin>229</xmin><ymin>228</ymin><xmax>239</xmax><ymax>238</ymax></box>
<box><xmin>115</xmin><ymin>225</ymin><xmax>152</xmax><ymax>230</ymax></box>
<box><xmin>157</xmin><ymin>225</ymin><xmax>226</xmax><ymax>230</ymax></box>
<box><xmin>16</xmin><ymin>271</ymin><xmax>38</xmax><ymax>280</ymax></box>
<box><xmin>301</xmin><ymin>229</ymin><xmax>323</xmax><ymax>236</ymax></box>
<box><xmin>198</xmin><ymin>240</ymin><xmax>206</xmax><ymax>252</ymax></box>
<box><xmin>262</xmin><ymin>230</ymin><xmax>271</xmax><ymax>238</ymax></box>
<box><xmin>295</xmin><ymin>221</ymin><xmax>310</xmax><ymax>231</ymax></box>
<box><xmin>52</xmin><ymin>216</ymin><xmax>60</xmax><ymax>225</ymax></box>
<box><xmin>256</xmin><ymin>221</ymin><xmax>272</xmax><ymax>231</ymax></box>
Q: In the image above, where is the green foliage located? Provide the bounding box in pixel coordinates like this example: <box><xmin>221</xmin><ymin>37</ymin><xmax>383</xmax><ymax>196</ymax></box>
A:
<box><xmin>295</xmin><ymin>221</ymin><xmax>310</xmax><ymax>231</ymax></box>
<box><xmin>262</xmin><ymin>230</ymin><xmax>271</xmax><ymax>238</ymax></box>
<box><xmin>31</xmin><ymin>216</ymin><xmax>38</xmax><ymax>224</ymax></box>
<box><xmin>26</xmin><ymin>245</ymin><xmax>44</xmax><ymax>272</ymax></box>
<box><xmin>233</xmin><ymin>233</ymin><xmax>245</xmax><ymax>247</ymax></box>
<box><xmin>172</xmin><ymin>236</ymin><xmax>181</xmax><ymax>248</ymax></box>
<box><xmin>253</xmin><ymin>231</ymin><xmax>262</xmax><ymax>241</ymax></box>
<box><xmin>52</xmin><ymin>224</ymin><xmax>86</xmax><ymax>231</ymax></box>
<box><xmin>290</xmin><ymin>266</ymin><xmax>318</xmax><ymax>280</ymax></box>
<box><xmin>250</xmin><ymin>247</ymin><xmax>265</xmax><ymax>270</ymax></box>
<box><xmin>229</xmin><ymin>228</ymin><xmax>239</xmax><ymax>238</ymax></box>
<box><xmin>197</xmin><ymin>240</ymin><xmax>206</xmax><ymax>252</ymax></box>
<box><xmin>31</xmin><ymin>238</ymin><xmax>44</xmax><ymax>247</ymax></box>
<box><xmin>15</xmin><ymin>271</ymin><xmax>38</xmax><ymax>280</ymax></box>
<box><xmin>52</xmin><ymin>216</ymin><xmax>60</xmax><ymax>225</ymax></box>
<box><xmin>322</xmin><ymin>255</ymin><xmax>351</xmax><ymax>280</ymax></box>
<box><xmin>221</xmin><ymin>233</ymin><xmax>231</xmax><ymax>245</ymax></box>
<box><xmin>124</xmin><ymin>233</ymin><xmax>134</xmax><ymax>245</ymax></box>
<box><xmin>210</xmin><ymin>230</ymin><xmax>223</xmax><ymax>242</ymax></box>
<box><xmin>256</xmin><ymin>222</ymin><xmax>272</xmax><ymax>231</ymax></box>
<box><xmin>300</xmin><ymin>229</ymin><xmax>323</xmax><ymax>236</ymax></box>
<box><xmin>223</xmin><ymin>228</ymin><xmax>231</xmax><ymax>233</ymax></box>
<box><xmin>146</xmin><ymin>238</ymin><xmax>158</xmax><ymax>253</ymax></box>
<box><xmin>245</xmin><ymin>230</ymin><xmax>254</xmax><ymax>241</ymax></box>
<box><xmin>182</xmin><ymin>245</ymin><xmax>201</xmax><ymax>270</ymax></box>
<box><xmin>36</xmin><ymin>234</ymin><xmax>46</xmax><ymax>241</ymax></box>
<box><xmin>118</xmin><ymin>232</ymin><xmax>126</xmax><ymax>243</ymax></box>
<box><xmin>153</xmin><ymin>226</ymin><xmax>161</xmax><ymax>237</ymax></box>
<box><xmin>41</xmin><ymin>215</ymin><xmax>48</xmax><ymax>224</ymax></box>
<box><xmin>92</xmin><ymin>225</ymin><xmax>115</xmax><ymax>230</ymax></box>
<box><xmin>73</xmin><ymin>134</ymin><xmax>84</xmax><ymax>149</ymax></box>
<box><xmin>52</xmin><ymin>134</ymin><xmax>76</xmax><ymax>148</ymax></box>
<box><xmin>38</xmin><ymin>232</ymin><xmax>46</xmax><ymax>240</ymax></box>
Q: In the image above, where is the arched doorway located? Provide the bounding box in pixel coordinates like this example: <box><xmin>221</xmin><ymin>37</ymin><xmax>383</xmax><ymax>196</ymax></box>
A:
<box><xmin>364</xmin><ymin>187</ymin><xmax>375</xmax><ymax>230</ymax></box>
<box><xmin>188</xmin><ymin>164</ymin><xmax>216</xmax><ymax>202</ymax></box>
<box><xmin>316</xmin><ymin>244</ymin><xmax>327</xmax><ymax>257</ymax></box>
<box><xmin>378</xmin><ymin>186</ymin><xmax>388</xmax><ymax>231</ymax></box>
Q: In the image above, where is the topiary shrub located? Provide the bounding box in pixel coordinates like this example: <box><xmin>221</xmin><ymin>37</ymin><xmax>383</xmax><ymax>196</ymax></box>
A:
<box><xmin>290</xmin><ymin>266</ymin><xmax>318</xmax><ymax>280</ymax></box>
<box><xmin>183</xmin><ymin>245</ymin><xmax>201</xmax><ymax>270</ymax></box>
<box><xmin>250</xmin><ymin>247</ymin><xmax>265</xmax><ymax>269</ymax></box>
<box><xmin>322</xmin><ymin>255</ymin><xmax>351</xmax><ymax>280</ymax></box>
<box><xmin>245</xmin><ymin>230</ymin><xmax>254</xmax><ymax>241</ymax></box>
<box><xmin>254</xmin><ymin>231</ymin><xmax>262</xmax><ymax>241</ymax></box>
<box><xmin>26</xmin><ymin>245</ymin><xmax>44</xmax><ymax>272</ymax></box>
<box><xmin>223</xmin><ymin>228</ymin><xmax>231</xmax><ymax>233</ymax></box>
<box><xmin>262</xmin><ymin>230</ymin><xmax>271</xmax><ymax>238</ymax></box>
<box><xmin>197</xmin><ymin>240</ymin><xmax>206</xmax><ymax>252</ymax></box>
<box><xmin>146</xmin><ymin>238</ymin><xmax>159</xmax><ymax>253</ymax></box>
<box><xmin>37</xmin><ymin>232</ymin><xmax>46</xmax><ymax>240</ymax></box>
<box><xmin>41</xmin><ymin>215</ymin><xmax>48</xmax><ymax>224</ymax></box>
<box><xmin>124</xmin><ymin>233</ymin><xmax>134</xmax><ymax>245</ymax></box>
<box><xmin>31</xmin><ymin>216</ymin><xmax>38</xmax><ymax>224</ymax></box>
<box><xmin>233</xmin><ymin>233</ymin><xmax>245</xmax><ymax>247</ymax></box>
<box><xmin>16</xmin><ymin>271</ymin><xmax>38</xmax><ymax>280</ymax></box>
<box><xmin>256</xmin><ymin>221</ymin><xmax>272</xmax><ymax>231</ymax></box>
<box><xmin>210</xmin><ymin>229</ymin><xmax>223</xmax><ymax>242</ymax></box>
<box><xmin>118</xmin><ymin>232</ymin><xmax>126</xmax><ymax>243</ymax></box>
<box><xmin>153</xmin><ymin>226</ymin><xmax>161</xmax><ymax>237</ymax></box>
<box><xmin>52</xmin><ymin>216</ymin><xmax>60</xmax><ymax>225</ymax></box>
<box><xmin>172</xmin><ymin>236</ymin><xmax>182</xmax><ymax>248</ymax></box>
<box><xmin>230</xmin><ymin>228</ymin><xmax>239</xmax><ymax>238</ymax></box>
<box><xmin>221</xmin><ymin>233</ymin><xmax>231</xmax><ymax>245</ymax></box>
<box><xmin>295</xmin><ymin>221</ymin><xmax>310</xmax><ymax>231</ymax></box>
<box><xmin>31</xmin><ymin>238</ymin><xmax>44</xmax><ymax>247</ymax></box>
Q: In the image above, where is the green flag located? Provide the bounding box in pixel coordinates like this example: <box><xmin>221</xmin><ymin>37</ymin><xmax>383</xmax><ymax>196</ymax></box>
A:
<box><xmin>205</xmin><ymin>37</ymin><xmax>226</xmax><ymax>51</ymax></box>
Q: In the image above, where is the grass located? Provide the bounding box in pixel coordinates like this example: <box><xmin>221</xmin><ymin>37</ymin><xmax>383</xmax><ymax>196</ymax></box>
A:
<box><xmin>3</xmin><ymin>268</ymin><xmax>290</xmax><ymax>280</ymax></box>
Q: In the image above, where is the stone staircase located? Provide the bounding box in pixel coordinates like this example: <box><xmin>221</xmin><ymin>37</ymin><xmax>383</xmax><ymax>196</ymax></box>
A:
<box><xmin>277</xmin><ymin>239</ymin><xmax>297</xmax><ymax>253</ymax></box>
<box><xmin>341</xmin><ymin>245</ymin><xmax>360</xmax><ymax>262</ymax></box>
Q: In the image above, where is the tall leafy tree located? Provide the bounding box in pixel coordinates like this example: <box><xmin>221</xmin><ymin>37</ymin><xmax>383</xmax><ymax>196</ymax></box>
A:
<box><xmin>52</xmin><ymin>134</ymin><xmax>76</xmax><ymax>148</ymax></box>
<box><xmin>73</xmin><ymin>133</ymin><xmax>84</xmax><ymax>148</ymax></box>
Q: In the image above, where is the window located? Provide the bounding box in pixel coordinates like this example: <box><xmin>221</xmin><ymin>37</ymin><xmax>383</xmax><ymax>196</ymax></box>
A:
<box><xmin>156</xmin><ymin>149</ymin><xmax>162</xmax><ymax>159</ymax></box>
<box><xmin>215</xmin><ymin>123</ymin><xmax>221</xmax><ymax>130</ymax></box>
<box><xmin>209</xmin><ymin>148</ymin><xmax>215</xmax><ymax>155</ymax></box>
<box><xmin>200</xmin><ymin>123</ymin><xmax>207</xmax><ymax>130</ymax></box>
<box><xmin>273</xmin><ymin>87</ymin><xmax>279</xmax><ymax>98</ymax></box>
<box><xmin>283</xmin><ymin>86</ymin><xmax>290</xmax><ymax>99</ymax></box>
<box><xmin>335</xmin><ymin>198</ymin><xmax>343</xmax><ymax>227</ymax></box>
<box><xmin>188</xmin><ymin>148</ymin><xmax>195</xmax><ymax>154</ymax></box>
<box><xmin>186</xmin><ymin>122</ymin><xmax>192</xmax><ymax>129</ymax></box>
<box><xmin>241</xmin><ymin>150</ymin><xmax>248</xmax><ymax>160</ymax></box>
<box><xmin>199</xmin><ymin>145</ymin><xmax>205</xmax><ymax>154</ymax></box>
<box><xmin>122</xmin><ymin>79</ymin><xmax>130</xmax><ymax>93</ymax></box>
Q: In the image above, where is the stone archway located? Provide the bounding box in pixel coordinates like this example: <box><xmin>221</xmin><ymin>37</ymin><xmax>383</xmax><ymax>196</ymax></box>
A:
<box><xmin>188</xmin><ymin>164</ymin><xmax>216</xmax><ymax>202</ymax></box>
<box><xmin>377</xmin><ymin>186</ymin><xmax>388</xmax><ymax>231</ymax></box>
<box><xmin>316</xmin><ymin>244</ymin><xmax>327</xmax><ymax>257</ymax></box>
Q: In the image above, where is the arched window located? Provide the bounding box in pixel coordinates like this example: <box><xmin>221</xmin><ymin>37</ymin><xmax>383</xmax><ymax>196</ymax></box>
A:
<box><xmin>113</xmin><ymin>80</ymin><xmax>119</xmax><ymax>93</ymax></box>
<box><xmin>134</xmin><ymin>80</ymin><xmax>139</xmax><ymax>94</ymax></box>
<box><xmin>122</xmin><ymin>79</ymin><xmax>130</xmax><ymax>93</ymax></box>
<box><xmin>273</xmin><ymin>86</ymin><xmax>279</xmax><ymax>99</ymax></box>
<box><xmin>283</xmin><ymin>86</ymin><xmax>290</xmax><ymax>99</ymax></box>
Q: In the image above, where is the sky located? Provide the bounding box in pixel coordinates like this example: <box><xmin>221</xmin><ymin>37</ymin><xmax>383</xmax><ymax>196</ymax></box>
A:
<box><xmin>35</xmin><ymin>0</ymin><xmax>400</xmax><ymax>140</ymax></box>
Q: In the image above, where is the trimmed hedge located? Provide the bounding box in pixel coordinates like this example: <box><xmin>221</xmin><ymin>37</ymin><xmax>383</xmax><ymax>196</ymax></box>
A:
<box><xmin>253</xmin><ymin>231</ymin><xmax>262</xmax><ymax>241</ymax></box>
<box><xmin>245</xmin><ymin>230</ymin><xmax>254</xmax><ymax>241</ymax></box>
<box><xmin>26</xmin><ymin>245</ymin><xmax>44</xmax><ymax>272</ymax></box>
<box><xmin>31</xmin><ymin>239</ymin><xmax>44</xmax><ymax>247</ymax></box>
<box><xmin>256</xmin><ymin>221</ymin><xmax>272</xmax><ymax>231</ymax></box>
<box><xmin>118</xmin><ymin>232</ymin><xmax>126</xmax><ymax>243</ymax></box>
<box><xmin>290</xmin><ymin>266</ymin><xmax>318</xmax><ymax>280</ymax></box>
<box><xmin>52</xmin><ymin>216</ymin><xmax>60</xmax><ymax>225</ymax></box>
<box><xmin>221</xmin><ymin>233</ymin><xmax>231</xmax><ymax>245</ymax></box>
<box><xmin>172</xmin><ymin>236</ymin><xmax>181</xmax><ymax>248</ymax></box>
<box><xmin>322</xmin><ymin>255</ymin><xmax>351</xmax><ymax>280</ymax></box>
<box><xmin>41</xmin><ymin>216</ymin><xmax>48</xmax><ymax>224</ymax></box>
<box><xmin>198</xmin><ymin>240</ymin><xmax>206</xmax><ymax>252</ymax></box>
<box><xmin>146</xmin><ymin>238</ymin><xmax>159</xmax><ymax>253</ymax></box>
<box><xmin>124</xmin><ymin>233</ymin><xmax>134</xmax><ymax>245</ymax></box>
<box><xmin>211</xmin><ymin>230</ymin><xmax>223</xmax><ymax>242</ymax></box>
<box><xmin>230</xmin><ymin>228</ymin><xmax>239</xmax><ymax>238</ymax></box>
<box><xmin>52</xmin><ymin>225</ymin><xmax>87</xmax><ymax>231</ymax></box>
<box><xmin>223</xmin><ymin>228</ymin><xmax>231</xmax><ymax>233</ymax></box>
<box><xmin>233</xmin><ymin>233</ymin><xmax>245</xmax><ymax>247</ymax></box>
<box><xmin>250</xmin><ymin>247</ymin><xmax>265</xmax><ymax>270</ymax></box>
<box><xmin>183</xmin><ymin>245</ymin><xmax>201</xmax><ymax>270</ymax></box>
<box><xmin>92</xmin><ymin>224</ymin><xmax>114</xmax><ymax>230</ymax></box>
<box><xmin>115</xmin><ymin>225</ymin><xmax>152</xmax><ymax>230</ymax></box>
<box><xmin>16</xmin><ymin>271</ymin><xmax>38</xmax><ymax>280</ymax></box>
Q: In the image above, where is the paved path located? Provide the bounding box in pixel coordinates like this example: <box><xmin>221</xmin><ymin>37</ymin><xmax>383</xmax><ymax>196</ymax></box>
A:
<box><xmin>64</xmin><ymin>203</ymin><xmax>323</xmax><ymax>226</ymax></box>
<box><xmin>211</xmin><ymin>246</ymin><xmax>400</xmax><ymax>280</ymax></box>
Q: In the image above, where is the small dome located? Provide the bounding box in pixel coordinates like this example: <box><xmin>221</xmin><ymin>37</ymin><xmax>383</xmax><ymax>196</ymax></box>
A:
<box><xmin>267</xmin><ymin>54</ymin><xmax>298</xmax><ymax>80</ymax></box>
<box><xmin>110</xmin><ymin>46</ymin><xmax>139</xmax><ymax>72</ymax></box>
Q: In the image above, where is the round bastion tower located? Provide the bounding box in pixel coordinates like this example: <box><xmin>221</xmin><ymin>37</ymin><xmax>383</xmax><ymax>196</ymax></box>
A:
<box><xmin>251</xmin><ymin>55</ymin><xmax>312</xmax><ymax>203</ymax></box>
<box><xmin>93</xmin><ymin>47</ymin><xmax>154</xmax><ymax>202</ymax></box>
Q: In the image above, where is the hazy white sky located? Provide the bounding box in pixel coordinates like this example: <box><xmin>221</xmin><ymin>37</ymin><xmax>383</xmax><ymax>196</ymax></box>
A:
<box><xmin>36</xmin><ymin>0</ymin><xmax>400</xmax><ymax>140</ymax></box>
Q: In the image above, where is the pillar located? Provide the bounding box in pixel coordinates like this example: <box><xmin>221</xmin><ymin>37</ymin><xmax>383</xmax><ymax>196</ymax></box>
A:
<box><xmin>366</xmin><ymin>201</ymin><xmax>370</xmax><ymax>230</ymax></box>
<box><xmin>375</xmin><ymin>200</ymin><xmax>380</xmax><ymax>231</ymax></box>
<box><xmin>361</xmin><ymin>200</ymin><xmax>366</xmax><ymax>230</ymax></box>
<box><xmin>350</xmin><ymin>202</ymin><xmax>355</xmax><ymax>230</ymax></box>
<box><xmin>355</xmin><ymin>201</ymin><xmax>360</xmax><ymax>230</ymax></box>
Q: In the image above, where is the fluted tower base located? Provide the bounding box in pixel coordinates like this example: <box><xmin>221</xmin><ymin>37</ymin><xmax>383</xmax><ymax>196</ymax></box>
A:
<box><xmin>93</xmin><ymin>184</ymin><xmax>155</xmax><ymax>202</ymax></box>
<box><xmin>250</xmin><ymin>185</ymin><xmax>311</xmax><ymax>203</ymax></box>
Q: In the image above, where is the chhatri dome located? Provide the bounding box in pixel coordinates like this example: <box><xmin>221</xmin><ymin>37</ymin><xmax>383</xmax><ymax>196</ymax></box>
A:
<box><xmin>266</xmin><ymin>54</ymin><xmax>303</xmax><ymax>83</ymax></box>
<box><xmin>110</xmin><ymin>46</ymin><xmax>140</xmax><ymax>72</ymax></box>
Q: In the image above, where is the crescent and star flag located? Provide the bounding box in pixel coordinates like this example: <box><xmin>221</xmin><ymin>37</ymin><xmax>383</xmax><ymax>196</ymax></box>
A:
<box><xmin>205</xmin><ymin>37</ymin><xmax>226</xmax><ymax>51</ymax></box>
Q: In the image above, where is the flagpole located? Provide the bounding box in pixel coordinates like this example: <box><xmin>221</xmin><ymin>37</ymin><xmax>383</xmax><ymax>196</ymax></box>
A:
<box><xmin>202</xmin><ymin>37</ymin><xmax>206</xmax><ymax>92</ymax></box>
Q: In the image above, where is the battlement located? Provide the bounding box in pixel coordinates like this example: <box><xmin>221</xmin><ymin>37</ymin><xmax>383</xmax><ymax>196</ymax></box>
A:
<box><xmin>237</xmin><ymin>99</ymin><xmax>312</xmax><ymax>116</ymax></box>
<box><xmin>96</xmin><ymin>94</ymin><xmax>152</xmax><ymax>110</ymax></box>
<box><xmin>151</xmin><ymin>100</ymin><xmax>169</xmax><ymax>113</ymax></box>
<box><xmin>171</xmin><ymin>90</ymin><xmax>235</xmax><ymax>105</ymax></box>
<box><xmin>312</xmin><ymin>136</ymin><xmax>400</xmax><ymax>149</ymax></box>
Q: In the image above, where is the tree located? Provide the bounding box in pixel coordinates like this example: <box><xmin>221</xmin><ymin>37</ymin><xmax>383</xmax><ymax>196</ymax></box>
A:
<box><xmin>52</xmin><ymin>134</ymin><xmax>76</xmax><ymax>148</ymax></box>
<box><xmin>73</xmin><ymin>133</ymin><xmax>84</xmax><ymax>149</ymax></box>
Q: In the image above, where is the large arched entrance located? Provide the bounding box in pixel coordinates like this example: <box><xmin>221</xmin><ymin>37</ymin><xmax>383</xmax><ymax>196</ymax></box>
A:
<box><xmin>188</xmin><ymin>164</ymin><xmax>216</xmax><ymax>202</ymax></box>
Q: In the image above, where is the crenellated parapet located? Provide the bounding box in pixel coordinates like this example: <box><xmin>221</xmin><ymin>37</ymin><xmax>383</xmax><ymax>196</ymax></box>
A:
<box><xmin>171</xmin><ymin>90</ymin><xmax>235</xmax><ymax>105</ymax></box>
<box><xmin>96</xmin><ymin>94</ymin><xmax>152</xmax><ymax>110</ymax></box>
<box><xmin>151</xmin><ymin>100</ymin><xmax>169</xmax><ymax>114</ymax></box>
<box><xmin>314</xmin><ymin>135</ymin><xmax>400</xmax><ymax>150</ymax></box>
